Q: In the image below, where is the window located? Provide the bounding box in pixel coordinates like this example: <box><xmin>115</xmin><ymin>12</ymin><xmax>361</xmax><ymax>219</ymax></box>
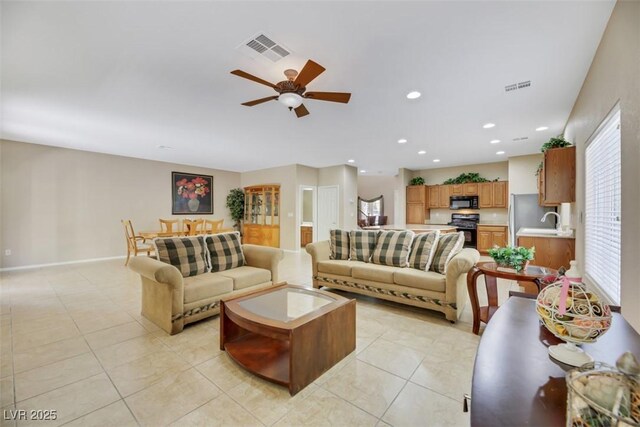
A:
<box><xmin>584</xmin><ymin>107</ymin><xmax>621</xmax><ymax>304</ymax></box>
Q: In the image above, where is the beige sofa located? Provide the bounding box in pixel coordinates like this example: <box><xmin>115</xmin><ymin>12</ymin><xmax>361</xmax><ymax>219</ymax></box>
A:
<box><xmin>306</xmin><ymin>240</ymin><xmax>479</xmax><ymax>322</ymax></box>
<box><xmin>129</xmin><ymin>244</ymin><xmax>284</xmax><ymax>334</ymax></box>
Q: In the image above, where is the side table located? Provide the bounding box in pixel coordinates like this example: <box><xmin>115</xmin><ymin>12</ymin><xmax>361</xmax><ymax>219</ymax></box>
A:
<box><xmin>467</xmin><ymin>262</ymin><xmax>557</xmax><ymax>334</ymax></box>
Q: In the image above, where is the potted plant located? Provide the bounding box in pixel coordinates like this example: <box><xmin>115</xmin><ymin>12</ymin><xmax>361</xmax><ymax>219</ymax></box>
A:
<box><xmin>541</xmin><ymin>135</ymin><xmax>572</xmax><ymax>152</ymax></box>
<box><xmin>488</xmin><ymin>246</ymin><xmax>535</xmax><ymax>272</ymax></box>
<box><xmin>443</xmin><ymin>172</ymin><xmax>491</xmax><ymax>184</ymax></box>
<box><xmin>409</xmin><ymin>177</ymin><xmax>425</xmax><ymax>186</ymax></box>
<box><xmin>226</xmin><ymin>188</ymin><xmax>245</xmax><ymax>233</ymax></box>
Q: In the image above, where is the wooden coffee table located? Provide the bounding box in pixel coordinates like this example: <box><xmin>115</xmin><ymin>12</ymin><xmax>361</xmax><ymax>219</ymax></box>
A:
<box><xmin>220</xmin><ymin>284</ymin><xmax>355</xmax><ymax>395</ymax></box>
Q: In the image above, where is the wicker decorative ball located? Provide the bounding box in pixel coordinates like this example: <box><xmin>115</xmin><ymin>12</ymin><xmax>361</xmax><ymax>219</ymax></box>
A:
<box><xmin>536</xmin><ymin>280</ymin><xmax>612</xmax><ymax>344</ymax></box>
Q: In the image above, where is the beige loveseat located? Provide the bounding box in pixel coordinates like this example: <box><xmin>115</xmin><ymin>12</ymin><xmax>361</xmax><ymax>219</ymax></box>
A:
<box><xmin>306</xmin><ymin>240</ymin><xmax>479</xmax><ymax>321</ymax></box>
<box><xmin>129</xmin><ymin>244</ymin><xmax>283</xmax><ymax>334</ymax></box>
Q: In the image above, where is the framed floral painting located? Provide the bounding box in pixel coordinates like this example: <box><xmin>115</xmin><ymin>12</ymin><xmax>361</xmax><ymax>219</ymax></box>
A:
<box><xmin>172</xmin><ymin>172</ymin><xmax>213</xmax><ymax>214</ymax></box>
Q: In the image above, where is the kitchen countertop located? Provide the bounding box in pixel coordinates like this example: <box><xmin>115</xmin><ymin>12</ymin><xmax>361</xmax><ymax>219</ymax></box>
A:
<box><xmin>477</xmin><ymin>223</ymin><xmax>509</xmax><ymax>227</ymax></box>
<box><xmin>363</xmin><ymin>224</ymin><xmax>457</xmax><ymax>231</ymax></box>
<box><xmin>516</xmin><ymin>228</ymin><xmax>575</xmax><ymax>239</ymax></box>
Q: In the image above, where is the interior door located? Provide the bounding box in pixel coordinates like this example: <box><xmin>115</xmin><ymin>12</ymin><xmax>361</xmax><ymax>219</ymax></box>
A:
<box><xmin>317</xmin><ymin>186</ymin><xmax>339</xmax><ymax>241</ymax></box>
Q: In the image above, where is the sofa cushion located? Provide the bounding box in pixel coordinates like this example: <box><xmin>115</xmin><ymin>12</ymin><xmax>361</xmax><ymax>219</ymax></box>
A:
<box><xmin>430</xmin><ymin>232</ymin><xmax>465</xmax><ymax>274</ymax></box>
<box><xmin>371</xmin><ymin>230</ymin><xmax>415</xmax><ymax>267</ymax></box>
<box><xmin>154</xmin><ymin>236</ymin><xmax>209</xmax><ymax>278</ymax></box>
<box><xmin>317</xmin><ymin>260</ymin><xmax>362</xmax><ymax>276</ymax></box>
<box><xmin>217</xmin><ymin>266</ymin><xmax>271</xmax><ymax>290</ymax></box>
<box><xmin>408</xmin><ymin>231</ymin><xmax>440</xmax><ymax>271</ymax></box>
<box><xmin>183</xmin><ymin>273</ymin><xmax>234</xmax><ymax>304</ymax></box>
<box><xmin>349</xmin><ymin>230</ymin><xmax>380</xmax><ymax>262</ymax></box>
<box><xmin>329</xmin><ymin>230</ymin><xmax>350</xmax><ymax>260</ymax></box>
<box><xmin>393</xmin><ymin>269</ymin><xmax>446</xmax><ymax>293</ymax></box>
<box><xmin>205</xmin><ymin>232</ymin><xmax>245</xmax><ymax>272</ymax></box>
<box><xmin>352</xmin><ymin>263</ymin><xmax>399</xmax><ymax>283</ymax></box>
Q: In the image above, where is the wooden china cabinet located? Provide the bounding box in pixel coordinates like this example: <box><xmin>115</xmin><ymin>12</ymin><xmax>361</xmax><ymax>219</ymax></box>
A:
<box><xmin>243</xmin><ymin>185</ymin><xmax>280</xmax><ymax>248</ymax></box>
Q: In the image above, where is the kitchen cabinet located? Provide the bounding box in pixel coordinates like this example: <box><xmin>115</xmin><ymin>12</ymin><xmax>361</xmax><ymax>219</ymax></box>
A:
<box><xmin>428</xmin><ymin>186</ymin><xmax>440</xmax><ymax>208</ymax></box>
<box><xmin>300</xmin><ymin>226</ymin><xmax>313</xmax><ymax>247</ymax></box>
<box><xmin>406</xmin><ymin>203</ymin><xmax>425</xmax><ymax>224</ymax></box>
<box><xmin>492</xmin><ymin>181</ymin><xmax>508</xmax><ymax>208</ymax></box>
<box><xmin>539</xmin><ymin>146</ymin><xmax>576</xmax><ymax>206</ymax></box>
<box><xmin>406</xmin><ymin>185</ymin><xmax>426</xmax><ymax>203</ymax></box>
<box><xmin>439</xmin><ymin>185</ymin><xmax>450</xmax><ymax>208</ymax></box>
<box><xmin>406</xmin><ymin>185</ymin><xmax>428</xmax><ymax>224</ymax></box>
<box><xmin>479</xmin><ymin>183</ymin><xmax>493</xmax><ymax>208</ymax></box>
<box><xmin>451</xmin><ymin>185</ymin><xmax>463</xmax><ymax>195</ymax></box>
<box><xmin>477</xmin><ymin>225</ymin><xmax>508</xmax><ymax>253</ymax></box>
<box><xmin>516</xmin><ymin>236</ymin><xmax>575</xmax><ymax>271</ymax></box>
<box><xmin>463</xmin><ymin>183</ymin><xmax>478</xmax><ymax>196</ymax></box>
<box><xmin>479</xmin><ymin>181</ymin><xmax>508</xmax><ymax>208</ymax></box>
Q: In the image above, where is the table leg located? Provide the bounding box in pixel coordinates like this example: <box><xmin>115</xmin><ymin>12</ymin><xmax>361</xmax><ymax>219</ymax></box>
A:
<box><xmin>467</xmin><ymin>266</ymin><xmax>483</xmax><ymax>335</ymax></box>
<box><xmin>485</xmin><ymin>275</ymin><xmax>498</xmax><ymax>308</ymax></box>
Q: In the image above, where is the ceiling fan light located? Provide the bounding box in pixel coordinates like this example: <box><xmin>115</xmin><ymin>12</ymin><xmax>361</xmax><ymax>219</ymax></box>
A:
<box><xmin>278</xmin><ymin>93</ymin><xmax>303</xmax><ymax>108</ymax></box>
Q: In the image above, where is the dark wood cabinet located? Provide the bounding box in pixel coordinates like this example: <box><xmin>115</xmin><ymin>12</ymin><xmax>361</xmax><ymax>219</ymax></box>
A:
<box><xmin>539</xmin><ymin>146</ymin><xmax>576</xmax><ymax>206</ymax></box>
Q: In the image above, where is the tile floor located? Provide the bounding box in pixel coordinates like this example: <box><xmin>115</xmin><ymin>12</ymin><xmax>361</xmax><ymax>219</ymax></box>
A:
<box><xmin>0</xmin><ymin>252</ymin><xmax>520</xmax><ymax>426</ymax></box>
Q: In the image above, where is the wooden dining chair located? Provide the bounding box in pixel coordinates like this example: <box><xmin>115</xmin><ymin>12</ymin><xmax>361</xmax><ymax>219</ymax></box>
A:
<box><xmin>159</xmin><ymin>219</ymin><xmax>179</xmax><ymax>235</ymax></box>
<box><xmin>182</xmin><ymin>219</ymin><xmax>204</xmax><ymax>236</ymax></box>
<box><xmin>122</xmin><ymin>220</ymin><xmax>154</xmax><ymax>266</ymax></box>
<box><xmin>204</xmin><ymin>219</ymin><xmax>224</xmax><ymax>234</ymax></box>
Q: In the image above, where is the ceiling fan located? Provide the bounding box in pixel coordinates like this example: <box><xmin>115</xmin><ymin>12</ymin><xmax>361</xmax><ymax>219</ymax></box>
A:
<box><xmin>230</xmin><ymin>59</ymin><xmax>351</xmax><ymax>118</ymax></box>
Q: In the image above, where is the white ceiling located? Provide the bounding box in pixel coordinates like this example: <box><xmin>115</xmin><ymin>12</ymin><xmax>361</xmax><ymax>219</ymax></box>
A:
<box><xmin>1</xmin><ymin>1</ymin><xmax>614</xmax><ymax>175</ymax></box>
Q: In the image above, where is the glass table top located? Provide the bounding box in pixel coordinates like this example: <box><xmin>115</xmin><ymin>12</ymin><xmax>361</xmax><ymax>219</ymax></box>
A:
<box><xmin>237</xmin><ymin>287</ymin><xmax>336</xmax><ymax>322</ymax></box>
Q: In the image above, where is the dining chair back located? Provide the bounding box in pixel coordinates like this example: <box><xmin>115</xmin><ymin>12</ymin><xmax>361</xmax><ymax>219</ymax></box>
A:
<box><xmin>182</xmin><ymin>219</ymin><xmax>204</xmax><ymax>236</ymax></box>
<box><xmin>204</xmin><ymin>219</ymin><xmax>224</xmax><ymax>234</ymax></box>
<box><xmin>159</xmin><ymin>219</ymin><xmax>179</xmax><ymax>234</ymax></box>
<box><xmin>122</xmin><ymin>220</ymin><xmax>154</xmax><ymax>265</ymax></box>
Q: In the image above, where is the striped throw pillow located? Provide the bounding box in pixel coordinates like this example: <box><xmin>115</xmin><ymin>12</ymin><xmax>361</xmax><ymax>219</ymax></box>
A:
<box><xmin>205</xmin><ymin>232</ymin><xmax>245</xmax><ymax>272</ymax></box>
<box><xmin>154</xmin><ymin>236</ymin><xmax>209</xmax><ymax>278</ymax></box>
<box><xmin>371</xmin><ymin>230</ymin><xmax>415</xmax><ymax>267</ymax></box>
<box><xmin>430</xmin><ymin>232</ymin><xmax>465</xmax><ymax>274</ymax></box>
<box><xmin>329</xmin><ymin>229</ymin><xmax>350</xmax><ymax>260</ymax></box>
<box><xmin>349</xmin><ymin>230</ymin><xmax>380</xmax><ymax>263</ymax></box>
<box><xmin>408</xmin><ymin>231</ymin><xmax>440</xmax><ymax>271</ymax></box>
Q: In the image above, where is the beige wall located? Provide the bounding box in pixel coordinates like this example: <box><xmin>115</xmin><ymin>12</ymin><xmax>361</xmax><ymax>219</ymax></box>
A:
<box><xmin>357</xmin><ymin>175</ymin><xmax>396</xmax><ymax>224</ymax></box>
<box><xmin>0</xmin><ymin>140</ymin><xmax>241</xmax><ymax>269</ymax></box>
<box><xmin>302</xmin><ymin>190</ymin><xmax>313</xmax><ymax>223</ymax></box>
<box><xmin>563</xmin><ymin>0</ymin><xmax>640</xmax><ymax>330</ymax></box>
<box><xmin>508</xmin><ymin>154</ymin><xmax>543</xmax><ymax>195</ymax></box>
<box><xmin>412</xmin><ymin>161</ymin><xmax>508</xmax><ymax>185</ymax></box>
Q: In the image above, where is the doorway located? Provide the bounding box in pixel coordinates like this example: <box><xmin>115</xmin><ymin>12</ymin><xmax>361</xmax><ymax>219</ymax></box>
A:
<box><xmin>298</xmin><ymin>185</ymin><xmax>318</xmax><ymax>249</ymax></box>
<box><xmin>317</xmin><ymin>185</ymin><xmax>339</xmax><ymax>242</ymax></box>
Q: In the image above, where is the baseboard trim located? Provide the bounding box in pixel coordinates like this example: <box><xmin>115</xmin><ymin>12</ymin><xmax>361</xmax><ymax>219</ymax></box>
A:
<box><xmin>0</xmin><ymin>255</ymin><xmax>127</xmax><ymax>272</ymax></box>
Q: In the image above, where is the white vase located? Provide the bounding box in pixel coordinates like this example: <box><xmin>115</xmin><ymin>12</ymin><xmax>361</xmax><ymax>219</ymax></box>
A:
<box><xmin>187</xmin><ymin>198</ymin><xmax>200</xmax><ymax>212</ymax></box>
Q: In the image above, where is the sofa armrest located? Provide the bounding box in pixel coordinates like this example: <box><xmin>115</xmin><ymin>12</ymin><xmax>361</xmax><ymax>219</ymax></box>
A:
<box><xmin>129</xmin><ymin>256</ymin><xmax>184</xmax><ymax>287</ymax></box>
<box><xmin>242</xmin><ymin>244</ymin><xmax>284</xmax><ymax>283</ymax></box>
<box><xmin>305</xmin><ymin>240</ymin><xmax>330</xmax><ymax>276</ymax></box>
<box><xmin>445</xmin><ymin>248</ymin><xmax>480</xmax><ymax>316</ymax></box>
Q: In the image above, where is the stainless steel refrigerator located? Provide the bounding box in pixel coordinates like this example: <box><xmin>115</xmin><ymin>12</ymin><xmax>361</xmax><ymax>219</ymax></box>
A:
<box><xmin>508</xmin><ymin>194</ymin><xmax>557</xmax><ymax>245</ymax></box>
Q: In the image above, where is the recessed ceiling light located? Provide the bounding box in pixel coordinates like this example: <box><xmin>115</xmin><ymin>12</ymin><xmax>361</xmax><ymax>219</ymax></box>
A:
<box><xmin>496</xmin><ymin>151</ymin><xmax>505</xmax><ymax>155</ymax></box>
<box><xmin>418</xmin><ymin>150</ymin><xmax>426</xmax><ymax>155</ymax></box>
<box><xmin>397</xmin><ymin>139</ymin><xmax>408</xmax><ymax>144</ymax></box>
<box><xmin>360</xmin><ymin>170</ymin><xmax>366</xmax><ymax>173</ymax></box>
<box><xmin>347</xmin><ymin>159</ymin><xmax>355</xmax><ymax>163</ymax></box>
<box><xmin>157</xmin><ymin>145</ymin><xmax>173</xmax><ymax>150</ymax></box>
<box><xmin>406</xmin><ymin>91</ymin><xmax>421</xmax><ymax>99</ymax></box>
<box><xmin>433</xmin><ymin>159</ymin><xmax>441</xmax><ymax>163</ymax></box>
<box><xmin>536</xmin><ymin>126</ymin><xmax>549</xmax><ymax>131</ymax></box>
<box><xmin>490</xmin><ymin>139</ymin><xmax>501</xmax><ymax>144</ymax></box>
<box><xmin>483</xmin><ymin>123</ymin><xmax>496</xmax><ymax>129</ymax></box>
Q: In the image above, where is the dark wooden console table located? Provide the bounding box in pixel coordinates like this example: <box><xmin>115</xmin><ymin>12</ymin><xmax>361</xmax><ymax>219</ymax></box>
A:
<box><xmin>467</xmin><ymin>262</ymin><xmax>558</xmax><ymax>334</ymax></box>
<box><xmin>470</xmin><ymin>296</ymin><xmax>640</xmax><ymax>427</ymax></box>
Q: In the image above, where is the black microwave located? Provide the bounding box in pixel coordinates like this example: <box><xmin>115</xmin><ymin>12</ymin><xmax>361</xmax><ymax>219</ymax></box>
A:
<box><xmin>450</xmin><ymin>196</ymin><xmax>479</xmax><ymax>210</ymax></box>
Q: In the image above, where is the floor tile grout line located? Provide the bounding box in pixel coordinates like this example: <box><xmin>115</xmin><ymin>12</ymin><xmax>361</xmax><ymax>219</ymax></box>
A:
<box><xmin>316</xmin><ymin>384</ymin><xmax>384</xmax><ymax>423</ymax></box>
<box><xmin>378</xmin><ymin>377</ymin><xmax>410</xmax><ymax>423</ymax></box>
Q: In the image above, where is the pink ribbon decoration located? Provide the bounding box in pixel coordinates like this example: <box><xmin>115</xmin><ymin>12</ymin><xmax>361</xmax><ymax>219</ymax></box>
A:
<box><xmin>558</xmin><ymin>276</ymin><xmax>571</xmax><ymax>315</ymax></box>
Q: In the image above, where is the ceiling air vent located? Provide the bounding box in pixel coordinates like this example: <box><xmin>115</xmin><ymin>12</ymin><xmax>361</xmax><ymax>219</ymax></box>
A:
<box><xmin>505</xmin><ymin>80</ymin><xmax>532</xmax><ymax>93</ymax></box>
<box><xmin>512</xmin><ymin>136</ymin><xmax>529</xmax><ymax>142</ymax></box>
<box><xmin>236</xmin><ymin>33</ymin><xmax>292</xmax><ymax>63</ymax></box>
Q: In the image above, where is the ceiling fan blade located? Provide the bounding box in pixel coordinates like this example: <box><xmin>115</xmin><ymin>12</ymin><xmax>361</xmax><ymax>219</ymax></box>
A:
<box><xmin>230</xmin><ymin>70</ymin><xmax>277</xmax><ymax>89</ymax></box>
<box><xmin>241</xmin><ymin>96</ymin><xmax>278</xmax><ymax>106</ymax></box>
<box><xmin>293</xmin><ymin>60</ymin><xmax>326</xmax><ymax>87</ymax></box>
<box><xmin>294</xmin><ymin>104</ymin><xmax>309</xmax><ymax>118</ymax></box>
<box><xmin>304</xmin><ymin>91</ymin><xmax>351</xmax><ymax>103</ymax></box>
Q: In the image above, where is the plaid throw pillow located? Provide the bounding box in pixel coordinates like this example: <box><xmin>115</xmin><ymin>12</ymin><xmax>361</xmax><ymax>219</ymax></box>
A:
<box><xmin>408</xmin><ymin>231</ymin><xmax>440</xmax><ymax>271</ymax></box>
<box><xmin>430</xmin><ymin>231</ymin><xmax>465</xmax><ymax>274</ymax></box>
<box><xmin>349</xmin><ymin>230</ymin><xmax>380</xmax><ymax>263</ymax></box>
<box><xmin>329</xmin><ymin>230</ymin><xmax>350</xmax><ymax>260</ymax></box>
<box><xmin>154</xmin><ymin>236</ymin><xmax>208</xmax><ymax>278</ymax></box>
<box><xmin>371</xmin><ymin>230</ymin><xmax>415</xmax><ymax>267</ymax></box>
<box><xmin>205</xmin><ymin>232</ymin><xmax>245</xmax><ymax>272</ymax></box>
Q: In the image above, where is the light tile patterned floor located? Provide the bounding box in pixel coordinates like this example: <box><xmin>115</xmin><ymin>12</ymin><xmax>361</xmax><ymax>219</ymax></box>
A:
<box><xmin>0</xmin><ymin>252</ymin><xmax>519</xmax><ymax>426</ymax></box>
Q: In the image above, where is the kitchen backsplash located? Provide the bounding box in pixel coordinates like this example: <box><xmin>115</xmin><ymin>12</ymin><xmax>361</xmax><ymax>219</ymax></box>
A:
<box><xmin>426</xmin><ymin>208</ymin><xmax>509</xmax><ymax>225</ymax></box>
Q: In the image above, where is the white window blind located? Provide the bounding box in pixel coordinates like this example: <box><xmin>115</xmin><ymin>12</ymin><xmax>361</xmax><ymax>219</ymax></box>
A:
<box><xmin>585</xmin><ymin>108</ymin><xmax>621</xmax><ymax>304</ymax></box>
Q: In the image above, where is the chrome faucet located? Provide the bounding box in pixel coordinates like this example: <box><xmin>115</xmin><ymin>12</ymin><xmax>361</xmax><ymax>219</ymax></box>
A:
<box><xmin>541</xmin><ymin>212</ymin><xmax>562</xmax><ymax>230</ymax></box>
